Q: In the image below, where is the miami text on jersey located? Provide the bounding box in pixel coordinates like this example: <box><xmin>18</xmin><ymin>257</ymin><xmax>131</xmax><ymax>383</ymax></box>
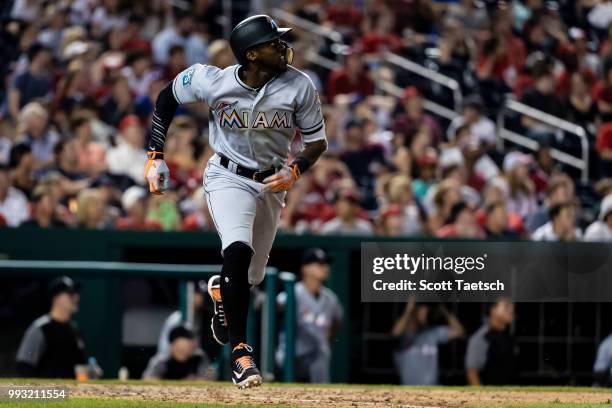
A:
<box><xmin>215</xmin><ymin>103</ymin><xmax>291</xmax><ymax>129</ymax></box>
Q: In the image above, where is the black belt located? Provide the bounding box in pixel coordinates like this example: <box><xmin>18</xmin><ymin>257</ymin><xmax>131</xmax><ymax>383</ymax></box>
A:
<box><xmin>219</xmin><ymin>155</ymin><xmax>276</xmax><ymax>183</ymax></box>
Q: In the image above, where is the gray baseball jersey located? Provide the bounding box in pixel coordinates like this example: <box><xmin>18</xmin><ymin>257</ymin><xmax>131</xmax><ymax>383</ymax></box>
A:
<box><xmin>171</xmin><ymin>63</ymin><xmax>327</xmax><ymax>284</ymax></box>
<box><xmin>276</xmin><ymin>282</ymin><xmax>343</xmax><ymax>382</ymax></box>
<box><xmin>172</xmin><ymin>63</ymin><xmax>326</xmax><ymax>170</ymax></box>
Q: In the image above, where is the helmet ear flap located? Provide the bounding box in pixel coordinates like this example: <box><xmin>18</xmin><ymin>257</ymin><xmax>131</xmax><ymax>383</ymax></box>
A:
<box><xmin>282</xmin><ymin>42</ymin><xmax>294</xmax><ymax>65</ymax></box>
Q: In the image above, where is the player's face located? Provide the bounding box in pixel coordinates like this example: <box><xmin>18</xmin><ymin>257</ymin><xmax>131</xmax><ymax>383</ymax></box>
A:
<box><xmin>172</xmin><ymin>338</ymin><xmax>196</xmax><ymax>362</ymax></box>
<box><xmin>252</xmin><ymin>38</ymin><xmax>289</xmax><ymax>72</ymax></box>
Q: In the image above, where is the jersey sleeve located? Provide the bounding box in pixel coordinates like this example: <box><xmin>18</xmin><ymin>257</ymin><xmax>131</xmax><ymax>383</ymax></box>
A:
<box><xmin>465</xmin><ymin>331</ymin><xmax>488</xmax><ymax>370</ymax></box>
<box><xmin>295</xmin><ymin>76</ymin><xmax>326</xmax><ymax>143</ymax></box>
<box><xmin>594</xmin><ymin>337</ymin><xmax>612</xmax><ymax>373</ymax></box>
<box><xmin>171</xmin><ymin>64</ymin><xmax>218</xmax><ymax>105</ymax></box>
<box><xmin>16</xmin><ymin>323</ymin><xmax>46</xmax><ymax>366</ymax></box>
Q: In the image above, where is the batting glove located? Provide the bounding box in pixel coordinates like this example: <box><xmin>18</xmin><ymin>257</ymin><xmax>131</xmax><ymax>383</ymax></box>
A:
<box><xmin>263</xmin><ymin>164</ymin><xmax>300</xmax><ymax>193</ymax></box>
<box><xmin>144</xmin><ymin>151</ymin><xmax>170</xmax><ymax>195</ymax></box>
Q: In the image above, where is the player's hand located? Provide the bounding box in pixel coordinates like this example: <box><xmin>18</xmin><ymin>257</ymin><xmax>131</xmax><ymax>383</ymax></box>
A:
<box><xmin>144</xmin><ymin>152</ymin><xmax>170</xmax><ymax>195</ymax></box>
<box><xmin>263</xmin><ymin>164</ymin><xmax>300</xmax><ymax>193</ymax></box>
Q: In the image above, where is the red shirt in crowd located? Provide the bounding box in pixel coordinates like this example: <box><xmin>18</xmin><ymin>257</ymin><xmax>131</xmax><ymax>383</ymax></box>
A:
<box><xmin>597</xmin><ymin>122</ymin><xmax>612</xmax><ymax>155</ymax></box>
<box><xmin>114</xmin><ymin>218</ymin><xmax>162</xmax><ymax>230</ymax></box>
<box><xmin>326</xmin><ymin>68</ymin><xmax>375</xmax><ymax>101</ymax></box>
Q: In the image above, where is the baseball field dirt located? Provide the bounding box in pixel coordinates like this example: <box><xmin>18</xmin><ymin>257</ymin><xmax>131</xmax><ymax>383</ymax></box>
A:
<box><xmin>2</xmin><ymin>380</ymin><xmax>612</xmax><ymax>407</ymax></box>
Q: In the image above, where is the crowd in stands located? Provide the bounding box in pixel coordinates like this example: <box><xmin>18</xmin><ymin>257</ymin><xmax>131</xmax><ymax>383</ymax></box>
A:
<box><xmin>1</xmin><ymin>0</ymin><xmax>612</xmax><ymax>242</ymax></box>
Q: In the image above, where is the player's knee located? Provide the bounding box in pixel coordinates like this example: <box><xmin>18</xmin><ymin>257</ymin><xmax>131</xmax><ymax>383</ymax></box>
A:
<box><xmin>248</xmin><ymin>272</ymin><xmax>265</xmax><ymax>286</ymax></box>
<box><xmin>223</xmin><ymin>241</ymin><xmax>253</xmax><ymax>265</ymax></box>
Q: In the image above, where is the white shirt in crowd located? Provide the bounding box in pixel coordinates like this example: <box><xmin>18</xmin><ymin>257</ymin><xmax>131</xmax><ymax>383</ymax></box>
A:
<box><xmin>532</xmin><ymin>221</ymin><xmax>583</xmax><ymax>242</ymax></box>
<box><xmin>584</xmin><ymin>221</ymin><xmax>612</xmax><ymax>242</ymax></box>
<box><xmin>106</xmin><ymin>140</ymin><xmax>147</xmax><ymax>184</ymax></box>
<box><xmin>447</xmin><ymin>116</ymin><xmax>497</xmax><ymax>147</ymax></box>
<box><xmin>0</xmin><ymin>187</ymin><xmax>30</xmax><ymax>227</ymax></box>
<box><xmin>320</xmin><ymin>218</ymin><xmax>374</xmax><ymax>236</ymax></box>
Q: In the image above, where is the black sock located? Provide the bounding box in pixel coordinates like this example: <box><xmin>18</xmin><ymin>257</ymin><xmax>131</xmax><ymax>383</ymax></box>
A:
<box><xmin>221</xmin><ymin>241</ymin><xmax>253</xmax><ymax>350</ymax></box>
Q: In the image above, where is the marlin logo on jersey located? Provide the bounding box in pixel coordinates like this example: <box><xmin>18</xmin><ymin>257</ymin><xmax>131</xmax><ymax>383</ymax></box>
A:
<box><xmin>216</xmin><ymin>103</ymin><xmax>291</xmax><ymax>129</ymax></box>
<box><xmin>182</xmin><ymin>68</ymin><xmax>195</xmax><ymax>86</ymax></box>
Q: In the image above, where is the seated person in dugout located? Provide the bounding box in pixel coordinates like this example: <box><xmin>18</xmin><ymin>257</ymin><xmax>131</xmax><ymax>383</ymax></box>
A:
<box><xmin>16</xmin><ymin>276</ymin><xmax>87</xmax><ymax>378</ymax></box>
<box><xmin>391</xmin><ymin>298</ymin><xmax>464</xmax><ymax>385</ymax></box>
<box><xmin>465</xmin><ymin>297</ymin><xmax>517</xmax><ymax>385</ymax></box>
<box><xmin>143</xmin><ymin>325</ymin><xmax>215</xmax><ymax>380</ymax></box>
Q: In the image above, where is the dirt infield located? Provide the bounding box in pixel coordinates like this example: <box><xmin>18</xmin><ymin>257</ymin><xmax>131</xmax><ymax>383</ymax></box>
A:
<box><xmin>4</xmin><ymin>381</ymin><xmax>612</xmax><ymax>407</ymax></box>
<box><xmin>62</xmin><ymin>383</ymin><xmax>612</xmax><ymax>407</ymax></box>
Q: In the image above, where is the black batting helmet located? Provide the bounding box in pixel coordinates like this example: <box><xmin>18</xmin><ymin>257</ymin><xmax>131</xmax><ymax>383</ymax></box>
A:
<box><xmin>230</xmin><ymin>15</ymin><xmax>292</xmax><ymax>65</ymax></box>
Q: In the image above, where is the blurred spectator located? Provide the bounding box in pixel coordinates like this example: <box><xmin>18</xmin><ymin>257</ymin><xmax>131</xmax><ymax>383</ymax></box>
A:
<box><xmin>339</xmin><ymin>119</ymin><xmax>388</xmax><ymax>209</ymax></box>
<box><xmin>0</xmin><ymin>164</ymin><xmax>29</xmax><ymax>227</ymax></box>
<box><xmin>532</xmin><ymin>202</ymin><xmax>582</xmax><ymax>241</ymax></box>
<box><xmin>16</xmin><ymin>276</ymin><xmax>87</xmax><ymax>378</ymax></box>
<box><xmin>466</xmin><ymin>298</ymin><xmax>516</xmax><ymax>385</ymax></box>
<box><xmin>115</xmin><ymin>186</ymin><xmax>161</xmax><ymax>230</ymax></box>
<box><xmin>447</xmin><ymin>95</ymin><xmax>496</xmax><ymax>149</ymax></box>
<box><xmin>181</xmin><ymin>187</ymin><xmax>213</xmax><ymax>231</ymax></box>
<box><xmin>386</xmin><ymin>175</ymin><xmax>423</xmax><ymax>236</ymax></box>
<box><xmin>520</xmin><ymin>63</ymin><xmax>564</xmax><ymax>136</ymax></box>
<box><xmin>378</xmin><ymin>204</ymin><xmax>405</xmax><ymax>236</ymax></box>
<box><xmin>584</xmin><ymin>194</ymin><xmax>612</xmax><ymax>242</ymax></box>
<box><xmin>10</xmin><ymin>0</ymin><xmax>42</xmax><ymax>23</ymax></box>
<box><xmin>436</xmin><ymin>201</ymin><xmax>485</xmax><ymax>239</ymax></box>
<box><xmin>565</xmin><ymin>71</ymin><xmax>597</xmax><ymax>131</ymax></box>
<box><xmin>143</xmin><ymin>325</ymin><xmax>214</xmax><ymax>380</ymax></box>
<box><xmin>392</xmin><ymin>299</ymin><xmax>464</xmax><ymax>385</ymax></box>
<box><xmin>146</xmin><ymin>194</ymin><xmax>182</xmax><ymax>231</ymax></box>
<box><xmin>44</xmin><ymin>139</ymin><xmax>88</xmax><ymax>184</ymax></box>
<box><xmin>277</xmin><ymin>248</ymin><xmax>343</xmax><ymax>383</ymax></box>
<box><xmin>282</xmin><ymin>155</ymin><xmax>351</xmax><ymax>233</ymax></box>
<box><xmin>99</xmin><ymin>76</ymin><xmax>135</xmax><ymax>128</ymax></box>
<box><xmin>392</xmin><ymin>86</ymin><xmax>443</xmax><ymax>149</ymax></box>
<box><xmin>165</xmin><ymin>116</ymin><xmax>201</xmax><ymax>191</ymax></box>
<box><xmin>38</xmin><ymin>3</ymin><xmax>69</xmax><ymax>58</ymax></box>
<box><xmin>482</xmin><ymin>198</ymin><xmax>517</xmax><ymax>238</ymax></box>
<box><xmin>360</xmin><ymin>11</ymin><xmax>402</xmax><ymax>54</ymax></box>
<box><xmin>163</xmin><ymin>45</ymin><xmax>188</xmax><ymax>81</ymax></box>
<box><xmin>326</xmin><ymin>49</ymin><xmax>374</xmax><ymax>102</ymax></box>
<box><xmin>75</xmin><ymin>188</ymin><xmax>109</xmax><ymax>229</ymax></box>
<box><xmin>289</xmin><ymin>42</ymin><xmax>322</xmax><ymax>92</ymax></box>
<box><xmin>152</xmin><ymin>7</ymin><xmax>208</xmax><ymax>67</ymax></box>
<box><xmin>412</xmin><ymin>149</ymin><xmax>438</xmax><ymax>201</ymax></box>
<box><xmin>490</xmin><ymin>151</ymin><xmax>538</xmax><ymax>219</ymax></box>
<box><xmin>20</xmin><ymin>184</ymin><xmax>65</xmax><ymax>229</ymax></box>
<box><xmin>91</xmin><ymin>0</ymin><xmax>127</xmax><ymax>38</ymax></box>
<box><xmin>324</xmin><ymin>0</ymin><xmax>362</xmax><ymax>36</ymax></box>
<box><xmin>320</xmin><ymin>190</ymin><xmax>374</xmax><ymax>235</ymax></box>
<box><xmin>121</xmin><ymin>51</ymin><xmax>156</xmax><ymax>98</ymax></box>
<box><xmin>593</xmin><ymin>57</ymin><xmax>612</xmax><ymax>118</ymax></box>
<box><xmin>207</xmin><ymin>40</ymin><xmax>235</xmax><ymax>70</ymax></box>
<box><xmin>427</xmin><ymin>178</ymin><xmax>462</xmax><ymax>234</ymax></box>
<box><xmin>525</xmin><ymin>176</ymin><xmax>574</xmax><ymax>233</ymax></box>
<box><xmin>106</xmin><ymin>115</ymin><xmax>147</xmax><ymax>184</ymax></box>
<box><xmin>71</xmin><ymin>114</ymin><xmax>107</xmax><ymax>177</ymax></box>
<box><xmin>157</xmin><ymin>280</ymin><xmax>209</xmax><ymax>357</ymax></box>
<box><xmin>16</xmin><ymin>102</ymin><xmax>60</xmax><ymax>167</ymax></box>
<box><xmin>9</xmin><ymin>143</ymin><xmax>35</xmax><ymax>197</ymax></box>
<box><xmin>8</xmin><ymin>43</ymin><xmax>53</xmax><ymax>120</ymax></box>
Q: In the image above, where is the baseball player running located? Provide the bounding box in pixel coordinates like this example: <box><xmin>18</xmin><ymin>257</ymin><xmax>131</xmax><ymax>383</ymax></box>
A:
<box><xmin>144</xmin><ymin>15</ymin><xmax>327</xmax><ymax>388</ymax></box>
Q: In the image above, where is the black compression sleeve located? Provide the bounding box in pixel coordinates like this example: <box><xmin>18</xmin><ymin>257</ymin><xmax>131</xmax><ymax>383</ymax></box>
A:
<box><xmin>148</xmin><ymin>82</ymin><xmax>179</xmax><ymax>157</ymax></box>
